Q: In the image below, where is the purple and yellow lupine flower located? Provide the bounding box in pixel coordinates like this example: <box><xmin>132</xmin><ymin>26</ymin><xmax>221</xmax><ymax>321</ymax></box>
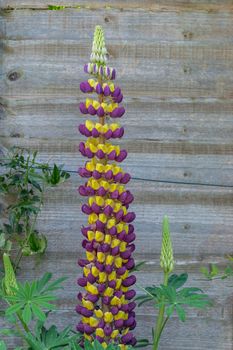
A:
<box><xmin>76</xmin><ymin>26</ymin><xmax>137</xmax><ymax>349</ymax></box>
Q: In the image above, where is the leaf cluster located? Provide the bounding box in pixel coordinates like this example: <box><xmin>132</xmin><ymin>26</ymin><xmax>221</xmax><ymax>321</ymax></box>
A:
<box><xmin>0</xmin><ymin>147</ymin><xmax>70</xmax><ymax>265</ymax></box>
<box><xmin>0</xmin><ymin>273</ymin><xmax>82</xmax><ymax>350</ymax></box>
<box><xmin>201</xmin><ymin>259</ymin><xmax>233</xmax><ymax>280</ymax></box>
<box><xmin>136</xmin><ymin>273</ymin><xmax>212</xmax><ymax>322</ymax></box>
<box><xmin>2</xmin><ymin>272</ymin><xmax>67</xmax><ymax>325</ymax></box>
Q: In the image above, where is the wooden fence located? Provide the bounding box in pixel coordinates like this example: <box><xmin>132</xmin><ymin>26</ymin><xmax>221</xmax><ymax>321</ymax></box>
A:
<box><xmin>1</xmin><ymin>1</ymin><xmax>233</xmax><ymax>349</ymax></box>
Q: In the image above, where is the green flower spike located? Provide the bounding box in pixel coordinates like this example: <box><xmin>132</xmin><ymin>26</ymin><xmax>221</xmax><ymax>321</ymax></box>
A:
<box><xmin>160</xmin><ymin>216</ymin><xmax>174</xmax><ymax>274</ymax></box>
<box><xmin>2</xmin><ymin>253</ymin><xmax>18</xmax><ymax>296</ymax></box>
<box><xmin>90</xmin><ymin>25</ymin><xmax>108</xmax><ymax>65</ymax></box>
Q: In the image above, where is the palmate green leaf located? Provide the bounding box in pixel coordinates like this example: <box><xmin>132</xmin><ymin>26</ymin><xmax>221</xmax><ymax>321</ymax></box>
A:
<box><xmin>25</xmin><ymin>323</ymin><xmax>82</xmax><ymax>350</ymax></box>
<box><xmin>136</xmin><ymin>273</ymin><xmax>211</xmax><ymax>324</ymax></box>
<box><xmin>4</xmin><ymin>273</ymin><xmax>66</xmax><ymax>326</ymax></box>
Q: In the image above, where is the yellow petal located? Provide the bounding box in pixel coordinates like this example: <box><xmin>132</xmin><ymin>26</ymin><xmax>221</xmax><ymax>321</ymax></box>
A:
<box><xmin>104</xmin><ymin>312</ymin><xmax>113</xmax><ymax>323</ymax></box>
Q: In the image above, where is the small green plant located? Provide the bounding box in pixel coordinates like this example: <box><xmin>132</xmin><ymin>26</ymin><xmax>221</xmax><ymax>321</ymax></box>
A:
<box><xmin>0</xmin><ymin>253</ymin><xmax>81</xmax><ymax>349</ymax></box>
<box><xmin>201</xmin><ymin>255</ymin><xmax>233</xmax><ymax>280</ymax></box>
<box><xmin>0</xmin><ymin>147</ymin><xmax>70</xmax><ymax>271</ymax></box>
<box><xmin>48</xmin><ymin>5</ymin><xmax>66</xmax><ymax>10</ymax></box>
<box><xmin>136</xmin><ymin>216</ymin><xmax>212</xmax><ymax>350</ymax></box>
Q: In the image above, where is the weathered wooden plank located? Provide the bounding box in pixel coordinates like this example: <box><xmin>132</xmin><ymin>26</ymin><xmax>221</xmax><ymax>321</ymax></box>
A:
<box><xmin>3</xmin><ymin>40</ymin><xmax>233</xmax><ymax>66</ymax></box>
<box><xmin>2</xmin><ymin>59</ymin><xmax>233</xmax><ymax>99</ymax></box>
<box><xmin>2</xmin><ymin>138</ymin><xmax>233</xmax><ymax>186</ymax></box>
<box><xmin>2</xmin><ymin>39</ymin><xmax>233</xmax><ymax>100</ymax></box>
<box><xmin>1</xmin><ymin>140</ymin><xmax>233</xmax><ymax>186</ymax></box>
<box><xmin>1</xmin><ymin>102</ymin><xmax>233</xmax><ymax>146</ymax></box>
<box><xmin>2</xmin><ymin>0</ymin><xmax>233</xmax><ymax>12</ymax></box>
<box><xmin>1</xmin><ymin>9</ymin><xmax>233</xmax><ymax>42</ymax></box>
<box><xmin>2</xmin><ymin>177</ymin><xmax>233</xmax><ymax>258</ymax></box>
<box><xmin>34</xmin><ymin>201</ymin><xmax>233</xmax><ymax>257</ymax></box>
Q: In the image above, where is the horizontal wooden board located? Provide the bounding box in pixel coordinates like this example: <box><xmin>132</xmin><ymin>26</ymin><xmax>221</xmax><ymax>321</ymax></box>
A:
<box><xmin>1</xmin><ymin>140</ymin><xmax>233</xmax><ymax>186</ymax></box>
<box><xmin>1</xmin><ymin>100</ymin><xmax>233</xmax><ymax>146</ymax></box>
<box><xmin>1</xmin><ymin>8</ymin><xmax>233</xmax><ymax>42</ymax></box>
<box><xmin>2</xmin><ymin>0</ymin><xmax>233</xmax><ymax>12</ymax></box>
<box><xmin>1</xmin><ymin>177</ymin><xmax>233</xmax><ymax>259</ymax></box>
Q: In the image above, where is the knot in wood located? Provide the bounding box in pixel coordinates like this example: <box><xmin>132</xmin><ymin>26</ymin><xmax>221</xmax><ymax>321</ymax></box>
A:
<box><xmin>7</xmin><ymin>71</ymin><xmax>21</xmax><ymax>81</ymax></box>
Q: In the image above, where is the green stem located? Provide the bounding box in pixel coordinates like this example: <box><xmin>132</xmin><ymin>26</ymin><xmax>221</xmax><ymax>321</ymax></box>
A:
<box><xmin>16</xmin><ymin>312</ymin><xmax>30</xmax><ymax>333</ymax></box>
<box><xmin>153</xmin><ymin>272</ymin><xmax>169</xmax><ymax>350</ymax></box>
<box><xmin>153</xmin><ymin>316</ymin><xmax>169</xmax><ymax>349</ymax></box>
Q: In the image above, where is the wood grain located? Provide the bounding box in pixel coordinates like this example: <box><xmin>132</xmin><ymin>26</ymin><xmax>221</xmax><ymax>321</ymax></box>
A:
<box><xmin>1</xmin><ymin>2</ymin><xmax>233</xmax><ymax>349</ymax></box>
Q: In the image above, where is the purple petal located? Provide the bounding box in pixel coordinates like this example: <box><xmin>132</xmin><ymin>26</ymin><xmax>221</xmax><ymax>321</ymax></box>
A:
<box><xmin>96</xmin><ymin>83</ymin><xmax>103</xmax><ymax>94</ymax></box>
<box><xmin>104</xmin><ymin>85</ymin><xmax>111</xmax><ymax>96</ymax></box>
<box><xmin>104</xmin><ymin>129</ymin><xmax>112</xmax><ymax>139</ymax></box>
<box><xmin>79</xmin><ymin>102</ymin><xmax>88</xmax><ymax>114</ymax></box>
<box><xmin>116</xmin><ymin>149</ymin><xmax>127</xmax><ymax>162</ymax></box>
<box><xmin>96</xmin><ymin>149</ymin><xmax>105</xmax><ymax>159</ymax></box>
<box><xmin>88</xmin><ymin>105</ymin><xmax>97</xmax><ymax>115</ymax></box>
<box><xmin>97</xmin><ymin>106</ymin><xmax>105</xmax><ymax>117</ymax></box>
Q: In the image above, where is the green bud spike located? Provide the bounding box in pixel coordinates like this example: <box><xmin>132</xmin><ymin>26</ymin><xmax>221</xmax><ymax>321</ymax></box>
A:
<box><xmin>90</xmin><ymin>25</ymin><xmax>108</xmax><ymax>65</ymax></box>
<box><xmin>160</xmin><ymin>216</ymin><xmax>174</xmax><ymax>274</ymax></box>
<box><xmin>2</xmin><ymin>253</ymin><xmax>18</xmax><ymax>296</ymax></box>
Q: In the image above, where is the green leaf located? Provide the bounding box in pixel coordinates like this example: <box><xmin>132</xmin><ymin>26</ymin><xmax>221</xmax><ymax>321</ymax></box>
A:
<box><xmin>134</xmin><ymin>338</ymin><xmax>151</xmax><ymax>348</ymax></box>
<box><xmin>135</xmin><ymin>295</ymin><xmax>153</xmax><ymax>307</ymax></box>
<box><xmin>84</xmin><ymin>339</ymin><xmax>94</xmax><ymax>350</ymax></box>
<box><xmin>27</xmin><ymin>232</ymin><xmax>47</xmax><ymax>255</ymax></box>
<box><xmin>0</xmin><ymin>341</ymin><xmax>7</xmax><ymax>350</ymax></box>
<box><xmin>5</xmin><ymin>272</ymin><xmax>65</xmax><ymax>329</ymax></box>
<box><xmin>0</xmin><ymin>233</ymin><xmax>6</xmax><ymax>247</ymax></box>
<box><xmin>5</xmin><ymin>302</ymin><xmax>23</xmax><ymax>316</ymax></box>
<box><xmin>31</xmin><ymin>303</ymin><xmax>46</xmax><ymax>322</ymax></box>
<box><xmin>0</xmin><ymin>328</ymin><xmax>21</xmax><ymax>336</ymax></box>
<box><xmin>50</xmin><ymin>164</ymin><xmax>61</xmax><ymax>185</ymax></box>
<box><xmin>131</xmin><ymin>261</ymin><xmax>146</xmax><ymax>272</ymax></box>
<box><xmin>22</xmin><ymin>303</ymin><xmax>32</xmax><ymax>324</ymax></box>
<box><xmin>175</xmin><ymin>304</ymin><xmax>186</xmax><ymax>322</ymax></box>
<box><xmin>168</xmin><ymin>273</ymin><xmax>188</xmax><ymax>289</ymax></box>
<box><xmin>93</xmin><ymin>340</ymin><xmax>104</xmax><ymax>350</ymax></box>
<box><xmin>166</xmin><ymin>304</ymin><xmax>175</xmax><ymax>317</ymax></box>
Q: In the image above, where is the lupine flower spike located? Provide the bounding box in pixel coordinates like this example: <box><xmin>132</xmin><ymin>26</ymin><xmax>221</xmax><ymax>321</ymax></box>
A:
<box><xmin>76</xmin><ymin>26</ymin><xmax>137</xmax><ymax>349</ymax></box>
<box><xmin>160</xmin><ymin>216</ymin><xmax>174</xmax><ymax>274</ymax></box>
<box><xmin>2</xmin><ymin>253</ymin><xmax>18</xmax><ymax>296</ymax></box>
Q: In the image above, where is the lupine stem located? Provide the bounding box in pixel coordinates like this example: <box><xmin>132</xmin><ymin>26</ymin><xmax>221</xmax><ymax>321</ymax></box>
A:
<box><xmin>153</xmin><ymin>271</ymin><xmax>169</xmax><ymax>350</ymax></box>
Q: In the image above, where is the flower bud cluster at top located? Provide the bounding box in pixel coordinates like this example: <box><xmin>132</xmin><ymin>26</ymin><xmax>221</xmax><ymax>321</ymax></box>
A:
<box><xmin>160</xmin><ymin>216</ymin><xmax>174</xmax><ymax>274</ymax></box>
<box><xmin>76</xmin><ymin>26</ymin><xmax>137</xmax><ymax>349</ymax></box>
